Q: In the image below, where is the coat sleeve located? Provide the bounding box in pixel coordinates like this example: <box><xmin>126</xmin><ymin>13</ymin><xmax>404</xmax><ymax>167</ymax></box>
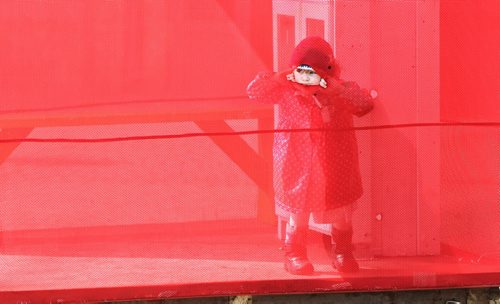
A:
<box><xmin>246</xmin><ymin>71</ymin><xmax>290</xmax><ymax>105</ymax></box>
<box><xmin>334</xmin><ymin>81</ymin><xmax>374</xmax><ymax>117</ymax></box>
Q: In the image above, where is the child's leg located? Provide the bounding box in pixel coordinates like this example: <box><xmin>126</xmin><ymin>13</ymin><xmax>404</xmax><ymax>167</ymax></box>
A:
<box><xmin>283</xmin><ymin>212</ymin><xmax>314</xmax><ymax>275</ymax></box>
<box><xmin>330</xmin><ymin>205</ymin><xmax>359</xmax><ymax>273</ymax></box>
<box><xmin>330</xmin><ymin>205</ymin><xmax>353</xmax><ymax>231</ymax></box>
<box><xmin>289</xmin><ymin>212</ymin><xmax>309</xmax><ymax>229</ymax></box>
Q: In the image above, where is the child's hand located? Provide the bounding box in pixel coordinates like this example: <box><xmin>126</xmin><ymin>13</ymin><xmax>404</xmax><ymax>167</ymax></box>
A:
<box><xmin>320</xmin><ymin>78</ymin><xmax>327</xmax><ymax>88</ymax></box>
<box><xmin>286</xmin><ymin>73</ymin><xmax>296</xmax><ymax>82</ymax></box>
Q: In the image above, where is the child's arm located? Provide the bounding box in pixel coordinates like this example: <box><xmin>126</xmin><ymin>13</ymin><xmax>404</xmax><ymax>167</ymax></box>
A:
<box><xmin>330</xmin><ymin>80</ymin><xmax>375</xmax><ymax>117</ymax></box>
<box><xmin>247</xmin><ymin>71</ymin><xmax>291</xmax><ymax>104</ymax></box>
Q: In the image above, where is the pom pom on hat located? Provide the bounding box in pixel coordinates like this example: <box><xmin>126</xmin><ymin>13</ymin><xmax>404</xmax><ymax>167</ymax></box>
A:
<box><xmin>289</xmin><ymin>36</ymin><xmax>339</xmax><ymax>79</ymax></box>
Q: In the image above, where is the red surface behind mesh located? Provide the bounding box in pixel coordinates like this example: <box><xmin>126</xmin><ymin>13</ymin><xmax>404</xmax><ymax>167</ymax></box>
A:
<box><xmin>0</xmin><ymin>1</ymin><xmax>499</xmax><ymax>303</ymax></box>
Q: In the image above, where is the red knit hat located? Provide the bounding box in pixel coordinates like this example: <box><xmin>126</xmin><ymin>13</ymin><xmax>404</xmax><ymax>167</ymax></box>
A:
<box><xmin>289</xmin><ymin>36</ymin><xmax>339</xmax><ymax>79</ymax></box>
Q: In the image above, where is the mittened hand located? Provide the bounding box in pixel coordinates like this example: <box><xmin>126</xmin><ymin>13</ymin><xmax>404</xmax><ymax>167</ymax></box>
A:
<box><xmin>286</xmin><ymin>73</ymin><xmax>296</xmax><ymax>82</ymax></box>
<box><xmin>319</xmin><ymin>78</ymin><xmax>327</xmax><ymax>89</ymax></box>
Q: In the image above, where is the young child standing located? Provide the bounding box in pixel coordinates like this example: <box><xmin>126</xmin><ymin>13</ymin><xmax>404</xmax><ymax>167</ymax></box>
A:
<box><xmin>247</xmin><ymin>37</ymin><xmax>375</xmax><ymax>275</ymax></box>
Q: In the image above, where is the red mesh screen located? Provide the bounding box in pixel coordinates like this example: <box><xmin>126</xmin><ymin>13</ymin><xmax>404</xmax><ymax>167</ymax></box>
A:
<box><xmin>0</xmin><ymin>1</ymin><xmax>499</xmax><ymax>303</ymax></box>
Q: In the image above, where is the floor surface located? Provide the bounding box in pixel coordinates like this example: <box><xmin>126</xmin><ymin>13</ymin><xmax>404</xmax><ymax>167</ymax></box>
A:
<box><xmin>0</xmin><ymin>219</ymin><xmax>499</xmax><ymax>303</ymax></box>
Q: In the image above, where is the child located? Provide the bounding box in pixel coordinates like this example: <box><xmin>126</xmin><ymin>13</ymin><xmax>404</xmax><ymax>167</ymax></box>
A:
<box><xmin>247</xmin><ymin>36</ymin><xmax>375</xmax><ymax>275</ymax></box>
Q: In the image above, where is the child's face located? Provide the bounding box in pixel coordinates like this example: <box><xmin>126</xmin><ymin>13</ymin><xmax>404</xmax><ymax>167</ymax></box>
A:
<box><xmin>293</xmin><ymin>66</ymin><xmax>322</xmax><ymax>86</ymax></box>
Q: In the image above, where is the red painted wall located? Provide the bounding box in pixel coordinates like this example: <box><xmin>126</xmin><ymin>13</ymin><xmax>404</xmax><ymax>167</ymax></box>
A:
<box><xmin>0</xmin><ymin>0</ymin><xmax>273</xmax><ymax>230</ymax></box>
<box><xmin>0</xmin><ymin>0</ymin><xmax>271</xmax><ymax>112</ymax></box>
<box><xmin>440</xmin><ymin>0</ymin><xmax>500</xmax><ymax>256</ymax></box>
<box><xmin>369</xmin><ymin>1</ymin><xmax>420</xmax><ymax>256</ymax></box>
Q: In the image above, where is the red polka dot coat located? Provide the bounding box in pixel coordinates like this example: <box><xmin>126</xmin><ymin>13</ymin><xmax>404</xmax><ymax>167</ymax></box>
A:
<box><xmin>247</xmin><ymin>70</ymin><xmax>374</xmax><ymax>214</ymax></box>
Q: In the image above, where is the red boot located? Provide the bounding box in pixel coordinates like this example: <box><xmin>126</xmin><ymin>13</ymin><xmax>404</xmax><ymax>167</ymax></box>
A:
<box><xmin>283</xmin><ymin>224</ymin><xmax>314</xmax><ymax>275</ymax></box>
<box><xmin>331</xmin><ymin>227</ymin><xmax>359</xmax><ymax>273</ymax></box>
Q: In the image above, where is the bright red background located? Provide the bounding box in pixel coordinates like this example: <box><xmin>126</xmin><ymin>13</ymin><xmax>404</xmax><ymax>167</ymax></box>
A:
<box><xmin>0</xmin><ymin>0</ymin><xmax>498</xmax><ymax>302</ymax></box>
